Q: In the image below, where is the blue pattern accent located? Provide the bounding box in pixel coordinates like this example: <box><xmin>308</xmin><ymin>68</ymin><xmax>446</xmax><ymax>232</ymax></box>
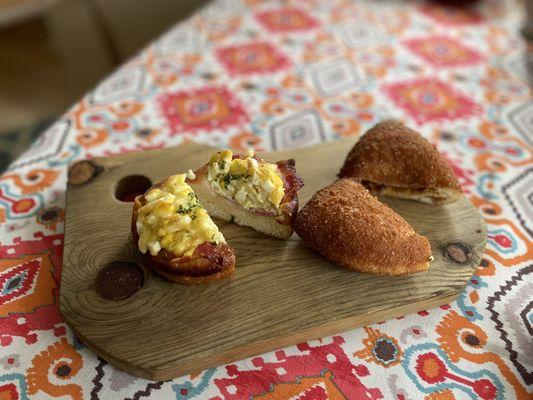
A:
<box><xmin>460</xmin><ymin>134</ymin><xmax>525</xmax><ymax>160</ymax></box>
<box><xmin>172</xmin><ymin>368</ymin><xmax>217</xmax><ymax>399</ymax></box>
<box><xmin>1</xmin><ymin>271</ymin><xmax>27</xmax><ymax>296</ymax></box>
<box><xmin>456</xmin><ymin>275</ymin><xmax>488</xmax><ymax>321</ymax></box>
<box><xmin>487</xmin><ymin>228</ymin><xmax>517</xmax><ymax>254</ymax></box>
<box><xmin>47</xmin><ymin>144</ymin><xmax>82</xmax><ymax>167</ymax></box>
<box><xmin>403</xmin><ymin>343</ymin><xmax>506</xmax><ymax>399</ymax></box>
<box><xmin>0</xmin><ymin>183</ymin><xmax>44</xmax><ymax>220</ymax></box>
<box><xmin>476</xmin><ymin>173</ymin><xmax>500</xmax><ymax>200</ymax></box>
<box><xmin>0</xmin><ymin>373</ymin><xmax>29</xmax><ymax>400</ymax></box>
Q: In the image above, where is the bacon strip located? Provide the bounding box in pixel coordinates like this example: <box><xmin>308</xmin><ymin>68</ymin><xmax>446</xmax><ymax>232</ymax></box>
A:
<box><xmin>277</xmin><ymin>159</ymin><xmax>304</xmax><ymax>205</ymax></box>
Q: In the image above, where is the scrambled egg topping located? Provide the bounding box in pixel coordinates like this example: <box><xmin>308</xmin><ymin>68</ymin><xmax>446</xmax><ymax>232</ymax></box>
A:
<box><xmin>207</xmin><ymin>150</ymin><xmax>285</xmax><ymax>211</ymax></box>
<box><xmin>136</xmin><ymin>174</ymin><xmax>225</xmax><ymax>257</ymax></box>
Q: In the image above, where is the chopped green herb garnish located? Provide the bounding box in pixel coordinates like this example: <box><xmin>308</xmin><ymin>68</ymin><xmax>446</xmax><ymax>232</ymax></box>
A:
<box><xmin>222</xmin><ymin>173</ymin><xmax>238</xmax><ymax>189</ymax></box>
<box><xmin>177</xmin><ymin>198</ymin><xmax>200</xmax><ymax>215</ymax></box>
<box><xmin>220</xmin><ymin>173</ymin><xmax>251</xmax><ymax>189</ymax></box>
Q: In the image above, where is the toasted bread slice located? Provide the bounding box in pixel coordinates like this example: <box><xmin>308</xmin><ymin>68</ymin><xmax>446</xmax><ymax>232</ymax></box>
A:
<box><xmin>132</xmin><ymin>174</ymin><xmax>235</xmax><ymax>285</ymax></box>
<box><xmin>294</xmin><ymin>179</ymin><xmax>432</xmax><ymax>275</ymax></box>
<box><xmin>188</xmin><ymin>151</ymin><xmax>304</xmax><ymax>240</ymax></box>
<box><xmin>339</xmin><ymin>120</ymin><xmax>462</xmax><ymax>204</ymax></box>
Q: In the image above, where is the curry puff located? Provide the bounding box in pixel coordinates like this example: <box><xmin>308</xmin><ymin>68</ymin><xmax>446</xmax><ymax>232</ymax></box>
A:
<box><xmin>339</xmin><ymin>120</ymin><xmax>462</xmax><ymax>205</ymax></box>
<box><xmin>132</xmin><ymin>174</ymin><xmax>235</xmax><ymax>284</ymax></box>
<box><xmin>294</xmin><ymin>179</ymin><xmax>433</xmax><ymax>275</ymax></box>
<box><xmin>188</xmin><ymin>150</ymin><xmax>304</xmax><ymax>239</ymax></box>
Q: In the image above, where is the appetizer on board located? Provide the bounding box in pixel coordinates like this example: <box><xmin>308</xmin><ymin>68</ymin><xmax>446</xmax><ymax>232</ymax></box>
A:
<box><xmin>294</xmin><ymin>178</ymin><xmax>433</xmax><ymax>275</ymax></box>
<box><xmin>339</xmin><ymin>120</ymin><xmax>462</xmax><ymax>205</ymax></box>
<box><xmin>132</xmin><ymin>173</ymin><xmax>235</xmax><ymax>284</ymax></box>
<box><xmin>188</xmin><ymin>150</ymin><xmax>304</xmax><ymax>240</ymax></box>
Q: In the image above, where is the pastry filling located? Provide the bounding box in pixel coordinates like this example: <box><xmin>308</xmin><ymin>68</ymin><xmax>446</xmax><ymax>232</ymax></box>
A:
<box><xmin>362</xmin><ymin>181</ymin><xmax>447</xmax><ymax>203</ymax></box>
<box><xmin>206</xmin><ymin>150</ymin><xmax>285</xmax><ymax>212</ymax></box>
<box><xmin>136</xmin><ymin>174</ymin><xmax>225</xmax><ymax>257</ymax></box>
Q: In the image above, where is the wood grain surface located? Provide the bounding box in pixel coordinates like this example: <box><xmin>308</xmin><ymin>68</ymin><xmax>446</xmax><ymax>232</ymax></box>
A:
<box><xmin>60</xmin><ymin>139</ymin><xmax>487</xmax><ymax>380</ymax></box>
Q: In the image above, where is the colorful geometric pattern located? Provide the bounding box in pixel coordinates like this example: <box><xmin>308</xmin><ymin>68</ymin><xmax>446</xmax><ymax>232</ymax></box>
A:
<box><xmin>0</xmin><ymin>0</ymin><xmax>531</xmax><ymax>398</ymax></box>
<box><xmin>270</xmin><ymin>109</ymin><xmax>325</xmax><ymax>150</ymax></box>
<box><xmin>255</xmin><ymin>7</ymin><xmax>319</xmax><ymax>33</ymax></box>
<box><xmin>403</xmin><ymin>35</ymin><xmax>484</xmax><ymax>67</ymax></box>
<box><xmin>310</xmin><ymin>59</ymin><xmax>362</xmax><ymax>97</ymax></box>
<box><xmin>384</xmin><ymin>78</ymin><xmax>482</xmax><ymax>124</ymax></box>
<box><xmin>158</xmin><ymin>86</ymin><xmax>249</xmax><ymax>135</ymax></box>
<box><xmin>336</xmin><ymin>20</ymin><xmax>386</xmax><ymax>49</ymax></box>
<box><xmin>0</xmin><ymin>373</ymin><xmax>28</xmax><ymax>400</ymax></box>
<box><xmin>507</xmin><ymin>102</ymin><xmax>533</xmax><ymax>146</ymax></box>
<box><xmin>502</xmin><ymin>169</ymin><xmax>533</xmax><ymax>237</ymax></box>
<box><xmin>216</xmin><ymin>42</ymin><xmax>291</xmax><ymax>76</ymax></box>
<box><xmin>0</xmin><ymin>260</ymin><xmax>41</xmax><ymax>311</ymax></box>
<box><xmin>487</xmin><ymin>265</ymin><xmax>533</xmax><ymax>386</ymax></box>
<box><xmin>403</xmin><ymin>344</ymin><xmax>504</xmax><ymax>399</ymax></box>
<box><xmin>7</xmin><ymin>120</ymin><xmax>70</xmax><ymax>171</ymax></box>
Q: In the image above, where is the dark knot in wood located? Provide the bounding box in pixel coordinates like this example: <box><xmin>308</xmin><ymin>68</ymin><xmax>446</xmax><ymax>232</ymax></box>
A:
<box><xmin>68</xmin><ymin>160</ymin><xmax>102</xmax><ymax>185</ymax></box>
<box><xmin>444</xmin><ymin>242</ymin><xmax>470</xmax><ymax>264</ymax></box>
<box><xmin>95</xmin><ymin>262</ymin><xmax>144</xmax><ymax>301</ymax></box>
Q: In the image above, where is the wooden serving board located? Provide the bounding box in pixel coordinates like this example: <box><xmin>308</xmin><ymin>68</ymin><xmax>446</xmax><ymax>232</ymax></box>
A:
<box><xmin>60</xmin><ymin>140</ymin><xmax>486</xmax><ymax>380</ymax></box>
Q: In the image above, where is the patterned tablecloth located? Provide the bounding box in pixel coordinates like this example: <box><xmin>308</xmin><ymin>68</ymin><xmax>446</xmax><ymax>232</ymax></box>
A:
<box><xmin>1</xmin><ymin>0</ymin><xmax>531</xmax><ymax>398</ymax></box>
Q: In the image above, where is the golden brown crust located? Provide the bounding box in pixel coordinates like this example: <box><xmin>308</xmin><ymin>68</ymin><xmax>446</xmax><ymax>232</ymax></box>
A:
<box><xmin>294</xmin><ymin>179</ymin><xmax>432</xmax><ymax>275</ymax></box>
<box><xmin>131</xmin><ymin>192</ymin><xmax>235</xmax><ymax>285</ymax></box>
<box><xmin>338</xmin><ymin>120</ymin><xmax>462</xmax><ymax>203</ymax></box>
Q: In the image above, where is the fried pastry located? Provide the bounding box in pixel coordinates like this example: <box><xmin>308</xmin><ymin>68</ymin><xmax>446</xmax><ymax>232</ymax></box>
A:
<box><xmin>339</xmin><ymin>120</ymin><xmax>462</xmax><ymax>204</ymax></box>
<box><xmin>294</xmin><ymin>179</ymin><xmax>432</xmax><ymax>275</ymax></box>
